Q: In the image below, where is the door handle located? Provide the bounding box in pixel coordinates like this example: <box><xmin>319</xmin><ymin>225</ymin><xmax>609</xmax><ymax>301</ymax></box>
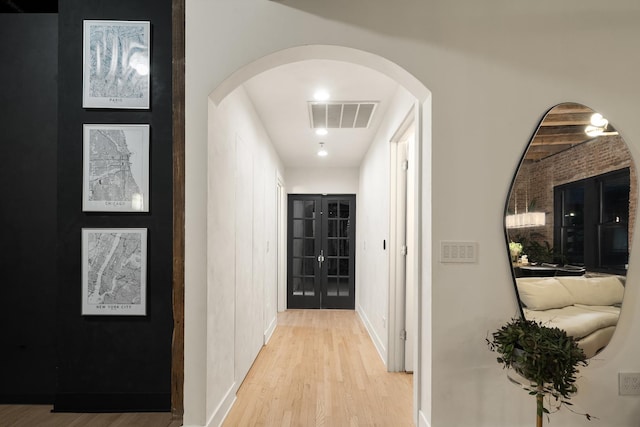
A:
<box><xmin>318</xmin><ymin>249</ymin><xmax>325</xmax><ymax>269</ymax></box>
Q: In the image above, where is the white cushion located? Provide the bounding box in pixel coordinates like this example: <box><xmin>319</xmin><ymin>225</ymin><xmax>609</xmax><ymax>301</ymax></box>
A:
<box><xmin>516</xmin><ymin>277</ymin><xmax>575</xmax><ymax>310</ymax></box>
<box><xmin>556</xmin><ymin>276</ymin><xmax>624</xmax><ymax>306</ymax></box>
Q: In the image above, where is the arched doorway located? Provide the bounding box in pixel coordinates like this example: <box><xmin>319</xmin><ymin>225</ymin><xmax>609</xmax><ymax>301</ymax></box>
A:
<box><xmin>181</xmin><ymin>45</ymin><xmax>432</xmax><ymax>426</ymax></box>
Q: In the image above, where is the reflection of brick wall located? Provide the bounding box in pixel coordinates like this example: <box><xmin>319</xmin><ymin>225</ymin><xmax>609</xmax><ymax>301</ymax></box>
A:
<box><xmin>507</xmin><ymin>135</ymin><xmax>637</xmax><ymax>256</ymax></box>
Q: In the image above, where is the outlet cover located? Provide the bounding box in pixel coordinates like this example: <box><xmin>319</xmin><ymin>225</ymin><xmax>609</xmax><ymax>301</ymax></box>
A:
<box><xmin>619</xmin><ymin>373</ymin><xmax>640</xmax><ymax>395</ymax></box>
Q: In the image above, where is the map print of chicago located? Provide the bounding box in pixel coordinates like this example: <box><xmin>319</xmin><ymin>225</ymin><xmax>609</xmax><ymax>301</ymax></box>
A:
<box><xmin>88</xmin><ymin>129</ymin><xmax>141</xmax><ymax>203</ymax></box>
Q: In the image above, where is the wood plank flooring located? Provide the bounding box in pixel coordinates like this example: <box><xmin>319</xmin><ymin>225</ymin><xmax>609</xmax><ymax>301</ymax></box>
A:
<box><xmin>0</xmin><ymin>310</ymin><xmax>411</xmax><ymax>427</ymax></box>
<box><xmin>222</xmin><ymin>309</ymin><xmax>413</xmax><ymax>427</ymax></box>
<box><xmin>0</xmin><ymin>405</ymin><xmax>181</xmax><ymax>427</ymax></box>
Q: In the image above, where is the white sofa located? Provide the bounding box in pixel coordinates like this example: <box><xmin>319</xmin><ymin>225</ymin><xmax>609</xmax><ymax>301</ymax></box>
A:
<box><xmin>516</xmin><ymin>275</ymin><xmax>624</xmax><ymax>358</ymax></box>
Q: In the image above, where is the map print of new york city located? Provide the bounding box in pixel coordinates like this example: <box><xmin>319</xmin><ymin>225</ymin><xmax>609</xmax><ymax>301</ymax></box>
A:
<box><xmin>83</xmin><ymin>229</ymin><xmax>146</xmax><ymax>315</ymax></box>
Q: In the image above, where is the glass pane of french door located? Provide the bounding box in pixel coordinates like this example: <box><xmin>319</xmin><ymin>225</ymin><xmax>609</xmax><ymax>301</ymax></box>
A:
<box><xmin>288</xmin><ymin>195</ymin><xmax>321</xmax><ymax>308</ymax></box>
<box><xmin>321</xmin><ymin>196</ymin><xmax>355</xmax><ymax>309</ymax></box>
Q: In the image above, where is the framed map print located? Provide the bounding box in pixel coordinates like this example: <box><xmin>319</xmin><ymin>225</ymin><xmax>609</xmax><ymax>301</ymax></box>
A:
<box><xmin>83</xmin><ymin>20</ymin><xmax>150</xmax><ymax>109</ymax></box>
<box><xmin>83</xmin><ymin>124</ymin><xmax>150</xmax><ymax>212</ymax></box>
<box><xmin>82</xmin><ymin>228</ymin><xmax>147</xmax><ymax>316</ymax></box>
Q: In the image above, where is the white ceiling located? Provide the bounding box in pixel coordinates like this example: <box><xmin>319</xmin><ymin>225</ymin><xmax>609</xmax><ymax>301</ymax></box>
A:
<box><xmin>242</xmin><ymin>59</ymin><xmax>401</xmax><ymax>169</ymax></box>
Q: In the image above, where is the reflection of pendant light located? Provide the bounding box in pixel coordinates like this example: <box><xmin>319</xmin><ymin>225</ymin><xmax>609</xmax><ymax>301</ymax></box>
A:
<box><xmin>505</xmin><ymin>178</ymin><xmax>546</xmax><ymax>229</ymax></box>
<box><xmin>585</xmin><ymin>113</ymin><xmax>619</xmax><ymax>137</ymax></box>
<box><xmin>317</xmin><ymin>142</ymin><xmax>328</xmax><ymax>157</ymax></box>
<box><xmin>506</xmin><ymin>211</ymin><xmax>546</xmax><ymax>229</ymax></box>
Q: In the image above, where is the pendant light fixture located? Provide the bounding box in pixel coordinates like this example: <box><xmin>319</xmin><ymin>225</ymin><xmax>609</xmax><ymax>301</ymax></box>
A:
<box><xmin>506</xmin><ymin>178</ymin><xmax>545</xmax><ymax>229</ymax></box>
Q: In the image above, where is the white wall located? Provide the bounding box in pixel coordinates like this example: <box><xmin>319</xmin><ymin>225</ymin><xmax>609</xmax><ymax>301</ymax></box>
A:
<box><xmin>185</xmin><ymin>1</ymin><xmax>640</xmax><ymax>426</ymax></box>
<box><xmin>205</xmin><ymin>85</ymin><xmax>282</xmax><ymax>426</ymax></box>
<box><xmin>357</xmin><ymin>86</ymin><xmax>416</xmax><ymax>362</ymax></box>
<box><xmin>286</xmin><ymin>167</ymin><xmax>359</xmax><ymax>194</ymax></box>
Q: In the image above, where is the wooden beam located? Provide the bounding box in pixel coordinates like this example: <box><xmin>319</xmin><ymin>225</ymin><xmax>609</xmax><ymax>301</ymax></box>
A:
<box><xmin>539</xmin><ymin>113</ymin><xmax>592</xmax><ymax>126</ymax></box>
<box><xmin>171</xmin><ymin>0</ymin><xmax>185</xmax><ymax>420</ymax></box>
<box><xmin>532</xmin><ymin>134</ymin><xmax>591</xmax><ymax>145</ymax></box>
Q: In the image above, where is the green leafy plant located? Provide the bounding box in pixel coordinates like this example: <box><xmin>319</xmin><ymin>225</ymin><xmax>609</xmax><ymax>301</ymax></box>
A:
<box><xmin>487</xmin><ymin>317</ymin><xmax>592</xmax><ymax>426</ymax></box>
<box><xmin>510</xmin><ymin>231</ymin><xmax>560</xmax><ymax>264</ymax></box>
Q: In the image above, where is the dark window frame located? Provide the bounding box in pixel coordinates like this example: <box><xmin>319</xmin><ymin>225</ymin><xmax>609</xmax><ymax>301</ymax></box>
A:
<box><xmin>554</xmin><ymin>167</ymin><xmax>630</xmax><ymax>275</ymax></box>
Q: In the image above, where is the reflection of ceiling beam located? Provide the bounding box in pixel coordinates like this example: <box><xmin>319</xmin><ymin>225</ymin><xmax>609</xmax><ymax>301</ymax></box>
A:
<box><xmin>539</xmin><ymin>113</ymin><xmax>592</xmax><ymax>126</ymax></box>
<box><xmin>532</xmin><ymin>134</ymin><xmax>592</xmax><ymax>145</ymax></box>
<box><xmin>522</xmin><ymin>103</ymin><xmax>620</xmax><ymax>162</ymax></box>
<box><xmin>535</xmin><ymin>125</ymin><xmax>588</xmax><ymax>135</ymax></box>
<box><xmin>525</xmin><ymin>147</ymin><xmax>568</xmax><ymax>160</ymax></box>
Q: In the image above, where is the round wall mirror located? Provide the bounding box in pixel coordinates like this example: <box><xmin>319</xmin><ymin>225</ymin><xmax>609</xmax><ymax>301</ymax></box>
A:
<box><xmin>505</xmin><ymin>102</ymin><xmax>636</xmax><ymax>358</ymax></box>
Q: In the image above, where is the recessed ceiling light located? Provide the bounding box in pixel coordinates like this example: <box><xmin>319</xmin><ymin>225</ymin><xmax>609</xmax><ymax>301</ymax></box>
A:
<box><xmin>313</xmin><ymin>90</ymin><xmax>330</xmax><ymax>101</ymax></box>
<box><xmin>317</xmin><ymin>142</ymin><xmax>328</xmax><ymax>157</ymax></box>
<box><xmin>315</xmin><ymin>128</ymin><xmax>328</xmax><ymax>136</ymax></box>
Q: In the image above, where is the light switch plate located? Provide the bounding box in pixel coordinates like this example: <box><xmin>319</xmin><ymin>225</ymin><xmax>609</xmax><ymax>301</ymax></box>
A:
<box><xmin>440</xmin><ymin>241</ymin><xmax>478</xmax><ymax>263</ymax></box>
<box><xmin>619</xmin><ymin>372</ymin><xmax>640</xmax><ymax>395</ymax></box>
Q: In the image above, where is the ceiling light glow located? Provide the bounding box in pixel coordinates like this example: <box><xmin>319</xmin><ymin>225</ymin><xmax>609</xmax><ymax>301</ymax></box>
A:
<box><xmin>315</xmin><ymin>128</ymin><xmax>328</xmax><ymax>136</ymax></box>
<box><xmin>590</xmin><ymin>113</ymin><xmax>607</xmax><ymax>127</ymax></box>
<box><xmin>317</xmin><ymin>142</ymin><xmax>328</xmax><ymax>157</ymax></box>
<box><xmin>313</xmin><ymin>90</ymin><xmax>330</xmax><ymax>101</ymax></box>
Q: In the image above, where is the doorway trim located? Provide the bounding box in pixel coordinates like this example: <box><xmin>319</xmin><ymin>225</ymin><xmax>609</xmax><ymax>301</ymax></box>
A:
<box><xmin>276</xmin><ymin>172</ymin><xmax>287</xmax><ymax>312</ymax></box>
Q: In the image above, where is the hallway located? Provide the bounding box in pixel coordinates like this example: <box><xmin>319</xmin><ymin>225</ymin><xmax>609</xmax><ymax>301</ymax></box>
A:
<box><xmin>222</xmin><ymin>310</ymin><xmax>413</xmax><ymax>427</ymax></box>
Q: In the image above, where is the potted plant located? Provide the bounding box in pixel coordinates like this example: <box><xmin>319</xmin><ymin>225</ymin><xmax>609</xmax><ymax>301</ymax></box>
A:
<box><xmin>509</xmin><ymin>241</ymin><xmax>523</xmax><ymax>262</ymax></box>
<box><xmin>487</xmin><ymin>317</ymin><xmax>592</xmax><ymax>426</ymax></box>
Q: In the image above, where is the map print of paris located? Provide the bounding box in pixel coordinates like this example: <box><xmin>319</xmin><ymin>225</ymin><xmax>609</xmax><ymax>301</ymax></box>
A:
<box><xmin>83</xmin><ymin>124</ymin><xmax>149</xmax><ymax>212</ymax></box>
<box><xmin>82</xmin><ymin>20</ymin><xmax>150</xmax><ymax>109</ymax></box>
<box><xmin>82</xmin><ymin>228</ymin><xmax>147</xmax><ymax>316</ymax></box>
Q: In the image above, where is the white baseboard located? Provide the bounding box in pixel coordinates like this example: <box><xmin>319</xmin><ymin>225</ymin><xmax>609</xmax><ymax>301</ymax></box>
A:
<box><xmin>206</xmin><ymin>382</ymin><xmax>237</xmax><ymax>427</ymax></box>
<box><xmin>264</xmin><ymin>314</ymin><xmax>277</xmax><ymax>344</ymax></box>
<box><xmin>418</xmin><ymin>410</ymin><xmax>430</xmax><ymax>427</ymax></box>
<box><xmin>356</xmin><ymin>304</ymin><xmax>386</xmax><ymax>364</ymax></box>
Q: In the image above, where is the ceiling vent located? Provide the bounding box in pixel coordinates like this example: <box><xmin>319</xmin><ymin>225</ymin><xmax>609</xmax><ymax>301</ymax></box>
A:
<box><xmin>309</xmin><ymin>102</ymin><xmax>378</xmax><ymax>129</ymax></box>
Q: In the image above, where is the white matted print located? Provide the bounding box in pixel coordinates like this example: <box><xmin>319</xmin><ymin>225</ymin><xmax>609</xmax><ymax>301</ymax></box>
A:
<box><xmin>83</xmin><ymin>124</ymin><xmax>149</xmax><ymax>212</ymax></box>
<box><xmin>82</xmin><ymin>228</ymin><xmax>147</xmax><ymax>316</ymax></box>
<box><xmin>83</xmin><ymin>20</ymin><xmax>150</xmax><ymax>109</ymax></box>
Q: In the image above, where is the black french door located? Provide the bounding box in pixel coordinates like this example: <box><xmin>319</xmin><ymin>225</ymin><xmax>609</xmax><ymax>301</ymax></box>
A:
<box><xmin>287</xmin><ymin>194</ymin><xmax>356</xmax><ymax>309</ymax></box>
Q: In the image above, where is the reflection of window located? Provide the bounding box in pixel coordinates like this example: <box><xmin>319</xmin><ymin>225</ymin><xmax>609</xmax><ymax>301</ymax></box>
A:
<box><xmin>554</xmin><ymin>168</ymin><xmax>630</xmax><ymax>273</ymax></box>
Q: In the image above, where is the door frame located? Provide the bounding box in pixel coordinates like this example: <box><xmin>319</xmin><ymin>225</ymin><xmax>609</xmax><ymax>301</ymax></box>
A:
<box><xmin>388</xmin><ymin>106</ymin><xmax>417</xmax><ymax>373</ymax></box>
<box><xmin>277</xmin><ymin>173</ymin><xmax>287</xmax><ymax>312</ymax></box>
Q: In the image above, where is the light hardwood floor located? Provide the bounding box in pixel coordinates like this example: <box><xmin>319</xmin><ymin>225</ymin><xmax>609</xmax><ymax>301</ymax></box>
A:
<box><xmin>222</xmin><ymin>309</ymin><xmax>414</xmax><ymax>427</ymax></box>
<box><xmin>0</xmin><ymin>405</ymin><xmax>181</xmax><ymax>427</ymax></box>
<box><xmin>1</xmin><ymin>310</ymin><xmax>412</xmax><ymax>427</ymax></box>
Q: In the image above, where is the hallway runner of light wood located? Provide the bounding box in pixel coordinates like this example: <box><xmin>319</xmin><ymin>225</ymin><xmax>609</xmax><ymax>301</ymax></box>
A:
<box><xmin>222</xmin><ymin>309</ymin><xmax>413</xmax><ymax>427</ymax></box>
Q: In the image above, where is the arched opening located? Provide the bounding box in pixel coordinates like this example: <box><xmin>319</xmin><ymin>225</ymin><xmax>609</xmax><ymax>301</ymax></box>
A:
<box><xmin>183</xmin><ymin>45</ymin><xmax>432</xmax><ymax>426</ymax></box>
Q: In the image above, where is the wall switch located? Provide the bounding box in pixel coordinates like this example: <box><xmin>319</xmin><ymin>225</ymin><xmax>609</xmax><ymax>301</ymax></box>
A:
<box><xmin>619</xmin><ymin>373</ymin><xmax>640</xmax><ymax>395</ymax></box>
<box><xmin>440</xmin><ymin>241</ymin><xmax>478</xmax><ymax>263</ymax></box>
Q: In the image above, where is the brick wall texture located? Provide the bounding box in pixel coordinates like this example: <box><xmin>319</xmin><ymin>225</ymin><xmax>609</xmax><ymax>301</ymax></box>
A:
<box><xmin>507</xmin><ymin>134</ymin><xmax>637</xmax><ymax>258</ymax></box>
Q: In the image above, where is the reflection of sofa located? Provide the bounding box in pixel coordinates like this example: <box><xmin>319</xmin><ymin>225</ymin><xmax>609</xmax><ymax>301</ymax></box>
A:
<box><xmin>516</xmin><ymin>275</ymin><xmax>624</xmax><ymax>358</ymax></box>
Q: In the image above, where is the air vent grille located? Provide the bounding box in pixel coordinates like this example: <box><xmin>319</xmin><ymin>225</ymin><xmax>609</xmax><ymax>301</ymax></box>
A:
<box><xmin>309</xmin><ymin>102</ymin><xmax>378</xmax><ymax>129</ymax></box>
